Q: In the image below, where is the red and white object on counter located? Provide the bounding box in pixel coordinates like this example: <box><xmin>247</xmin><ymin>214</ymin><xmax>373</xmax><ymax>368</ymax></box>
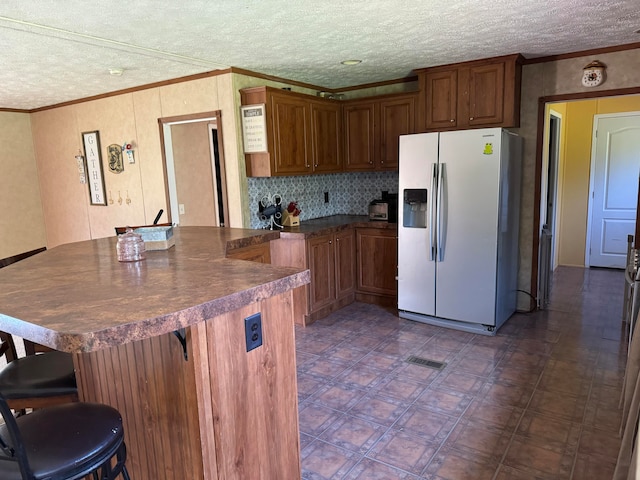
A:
<box><xmin>283</xmin><ymin>201</ymin><xmax>301</xmax><ymax>226</ymax></box>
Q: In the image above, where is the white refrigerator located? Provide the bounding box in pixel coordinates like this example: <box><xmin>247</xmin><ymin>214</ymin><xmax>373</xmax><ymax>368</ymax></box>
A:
<box><xmin>397</xmin><ymin>128</ymin><xmax>522</xmax><ymax>335</ymax></box>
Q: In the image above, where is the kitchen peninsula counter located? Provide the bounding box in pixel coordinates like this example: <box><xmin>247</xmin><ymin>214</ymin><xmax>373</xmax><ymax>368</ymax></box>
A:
<box><xmin>0</xmin><ymin>227</ymin><xmax>308</xmax><ymax>352</ymax></box>
<box><xmin>278</xmin><ymin>214</ymin><xmax>397</xmax><ymax>239</ymax></box>
<box><xmin>0</xmin><ymin>226</ymin><xmax>310</xmax><ymax>480</ymax></box>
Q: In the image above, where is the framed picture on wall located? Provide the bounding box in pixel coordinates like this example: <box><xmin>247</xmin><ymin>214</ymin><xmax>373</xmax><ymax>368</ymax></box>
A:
<box><xmin>82</xmin><ymin>130</ymin><xmax>107</xmax><ymax>205</ymax></box>
<box><xmin>240</xmin><ymin>104</ymin><xmax>267</xmax><ymax>153</ymax></box>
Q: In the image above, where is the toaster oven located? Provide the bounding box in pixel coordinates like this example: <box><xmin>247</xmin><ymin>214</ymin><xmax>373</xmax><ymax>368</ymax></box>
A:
<box><xmin>368</xmin><ymin>200</ymin><xmax>389</xmax><ymax>221</ymax></box>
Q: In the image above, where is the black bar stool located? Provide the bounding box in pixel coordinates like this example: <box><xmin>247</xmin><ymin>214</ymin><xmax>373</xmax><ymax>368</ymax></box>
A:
<box><xmin>0</xmin><ymin>332</ymin><xmax>77</xmax><ymax>411</ymax></box>
<box><xmin>0</xmin><ymin>391</ymin><xmax>130</xmax><ymax>479</ymax></box>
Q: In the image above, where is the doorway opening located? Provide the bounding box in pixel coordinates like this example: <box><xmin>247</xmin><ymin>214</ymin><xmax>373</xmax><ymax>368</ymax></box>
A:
<box><xmin>538</xmin><ymin>110</ymin><xmax>562</xmax><ymax>308</ymax></box>
<box><xmin>532</xmin><ymin>88</ymin><xmax>640</xmax><ymax>310</ymax></box>
<box><xmin>158</xmin><ymin>111</ymin><xmax>229</xmax><ymax>227</ymax></box>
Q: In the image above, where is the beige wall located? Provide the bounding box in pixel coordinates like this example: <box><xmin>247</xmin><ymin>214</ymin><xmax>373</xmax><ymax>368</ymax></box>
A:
<box><xmin>28</xmin><ymin>73</ymin><xmax>246</xmax><ymax>248</ymax></box>
<box><xmin>555</xmin><ymin>95</ymin><xmax>640</xmax><ymax>267</ymax></box>
<box><xmin>0</xmin><ymin>112</ymin><xmax>46</xmax><ymax>259</ymax></box>
<box><xmin>517</xmin><ymin>48</ymin><xmax>640</xmax><ymax>307</ymax></box>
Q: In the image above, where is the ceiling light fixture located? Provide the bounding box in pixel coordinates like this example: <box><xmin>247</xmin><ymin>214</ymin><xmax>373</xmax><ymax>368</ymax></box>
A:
<box><xmin>341</xmin><ymin>60</ymin><xmax>362</xmax><ymax>66</ymax></box>
<box><xmin>109</xmin><ymin>68</ymin><xmax>124</xmax><ymax>76</ymax></box>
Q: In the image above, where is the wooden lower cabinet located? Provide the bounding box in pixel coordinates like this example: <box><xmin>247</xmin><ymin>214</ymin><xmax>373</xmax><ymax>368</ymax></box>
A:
<box><xmin>335</xmin><ymin>229</ymin><xmax>356</xmax><ymax>301</ymax></box>
<box><xmin>271</xmin><ymin>225</ymin><xmax>396</xmax><ymax>325</ymax></box>
<box><xmin>356</xmin><ymin>228</ymin><xmax>398</xmax><ymax>306</ymax></box>
<box><xmin>306</xmin><ymin>230</ymin><xmax>356</xmax><ymax>322</ymax></box>
<box><xmin>226</xmin><ymin>243</ymin><xmax>271</xmax><ymax>263</ymax></box>
<box><xmin>307</xmin><ymin>234</ymin><xmax>335</xmax><ymax>312</ymax></box>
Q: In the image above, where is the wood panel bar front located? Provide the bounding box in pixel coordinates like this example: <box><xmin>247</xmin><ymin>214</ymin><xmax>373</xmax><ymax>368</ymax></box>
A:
<box><xmin>74</xmin><ymin>288</ymin><xmax>301</xmax><ymax>480</ymax></box>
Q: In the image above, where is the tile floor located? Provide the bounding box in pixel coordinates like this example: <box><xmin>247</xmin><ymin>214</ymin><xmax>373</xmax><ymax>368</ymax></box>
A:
<box><xmin>296</xmin><ymin>266</ymin><xmax>627</xmax><ymax>479</ymax></box>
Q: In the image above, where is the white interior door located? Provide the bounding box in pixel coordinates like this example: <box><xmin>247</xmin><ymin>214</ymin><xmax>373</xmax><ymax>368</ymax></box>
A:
<box><xmin>587</xmin><ymin>113</ymin><xmax>640</xmax><ymax>268</ymax></box>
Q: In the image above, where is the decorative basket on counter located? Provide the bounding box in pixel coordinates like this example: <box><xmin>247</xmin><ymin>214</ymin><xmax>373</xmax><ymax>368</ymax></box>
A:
<box><xmin>115</xmin><ymin>224</ymin><xmax>175</xmax><ymax>251</ymax></box>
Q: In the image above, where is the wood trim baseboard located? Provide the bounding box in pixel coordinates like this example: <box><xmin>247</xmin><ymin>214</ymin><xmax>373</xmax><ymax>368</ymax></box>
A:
<box><xmin>0</xmin><ymin>247</ymin><xmax>46</xmax><ymax>269</ymax></box>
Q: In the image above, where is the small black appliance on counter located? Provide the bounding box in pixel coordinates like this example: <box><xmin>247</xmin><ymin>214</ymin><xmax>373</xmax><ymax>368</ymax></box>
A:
<box><xmin>368</xmin><ymin>192</ymin><xmax>398</xmax><ymax>223</ymax></box>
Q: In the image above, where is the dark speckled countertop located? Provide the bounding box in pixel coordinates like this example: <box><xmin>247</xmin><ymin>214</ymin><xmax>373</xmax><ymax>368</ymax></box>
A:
<box><xmin>278</xmin><ymin>215</ymin><xmax>397</xmax><ymax>240</ymax></box>
<box><xmin>0</xmin><ymin>227</ymin><xmax>310</xmax><ymax>353</ymax></box>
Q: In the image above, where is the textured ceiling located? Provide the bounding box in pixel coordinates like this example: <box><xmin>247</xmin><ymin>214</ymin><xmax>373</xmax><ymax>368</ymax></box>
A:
<box><xmin>1</xmin><ymin>0</ymin><xmax>639</xmax><ymax>110</ymax></box>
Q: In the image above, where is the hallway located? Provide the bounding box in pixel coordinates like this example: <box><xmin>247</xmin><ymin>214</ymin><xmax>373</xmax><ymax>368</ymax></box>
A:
<box><xmin>296</xmin><ymin>266</ymin><xmax>626</xmax><ymax>479</ymax></box>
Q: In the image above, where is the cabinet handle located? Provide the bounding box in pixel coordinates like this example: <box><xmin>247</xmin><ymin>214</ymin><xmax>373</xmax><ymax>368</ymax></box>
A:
<box><xmin>469</xmin><ymin>117</ymin><xmax>474</xmax><ymax>121</ymax></box>
<box><xmin>450</xmin><ymin>119</ymin><xmax>455</xmax><ymax>123</ymax></box>
<box><xmin>314</xmin><ymin>164</ymin><xmax>318</xmax><ymax>168</ymax></box>
<box><xmin>329</xmin><ymin>240</ymin><xmax>332</xmax><ymax>244</ymax></box>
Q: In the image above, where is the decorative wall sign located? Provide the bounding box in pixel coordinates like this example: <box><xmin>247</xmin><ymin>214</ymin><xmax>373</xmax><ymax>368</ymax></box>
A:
<box><xmin>82</xmin><ymin>131</ymin><xmax>107</xmax><ymax>205</ymax></box>
<box><xmin>75</xmin><ymin>154</ymin><xmax>87</xmax><ymax>184</ymax></box>
<box><xmin>240</xmin><ymin>104</ymin><xmax>267</xmax><ymax>153</ymax></box>
<box><xmin>108</xmin><ymin>143</ymin><xmax>124</xmax><ymax>173</ymax></box>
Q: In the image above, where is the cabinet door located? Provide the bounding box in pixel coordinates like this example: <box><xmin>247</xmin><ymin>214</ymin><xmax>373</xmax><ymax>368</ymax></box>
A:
<box><xmin>311</xmin><ymin>101</ymin><xmax>342</xmax><ymax>173</ymax></box>
<box><xmin>343</xmin><ymin>101</ymin><xmax>376</xmax><ymax>171</ymax></box>
<box><xmin>270</xmin><ymin>93</ymin><xmax>312</xmax><ymax>175</ymax></box>
<box><xmin>422</xmin><ymin>70</ymin><xmax>457</xmax><ymax>130</ymax></box>
<box><xmin>307</xmin><ymin>235</ymin><xmax>335</xmax><ymax>312</ymax></box>
<box><xmin>467</xmin><ymin>62</ymin><xmax>505</xmax><ymax>127</ymax></box>
<box><xmin>356</xmin><ymin>228</ymin><xmax>398</xmax><ymax>296</ymax></box>
<box><xmin>226</xmin><ymin>243</ymin><xmax>271</xmax><ymax>263</ymax></box>
<box><xmin>335</xmin><ymin>229</ymin><xmax>356</xmax><ymax>300</ymax></box>
<box><xmin>379</xmin><ymin>95</ymin><xmax>416</xmax><ymax>170</ymax></box>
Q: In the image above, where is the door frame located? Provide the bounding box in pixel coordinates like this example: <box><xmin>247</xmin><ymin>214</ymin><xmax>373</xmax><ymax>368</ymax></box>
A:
<box><xmin>530</xmin><ymin>86</ymin><xmax>640</xmax><ymax>311</ymax></box>
<box><xmin>158</xmin><ymin>111</ymin><xmax>229</xmax><ymax>226</ymax></box>
<box><xmin>584</xmin><ymin>111</ymin><xmax>640</xmax><ymax>267</ymax></box>
<box><xmin>543</xmin><ymin>109</ymin><xmax>562</xmax><ymax>269</ymax></box>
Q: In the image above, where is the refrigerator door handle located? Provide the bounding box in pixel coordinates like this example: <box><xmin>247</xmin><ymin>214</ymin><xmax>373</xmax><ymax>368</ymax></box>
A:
<box><xmin>429</xmin><ymin>163</ymin><xmax>437</xmax><ymax>261</ymax></box>
<box><xmin>437</xmin><ymin>163</ymin><xmax>445</xmax><ymax>262</ymax></box>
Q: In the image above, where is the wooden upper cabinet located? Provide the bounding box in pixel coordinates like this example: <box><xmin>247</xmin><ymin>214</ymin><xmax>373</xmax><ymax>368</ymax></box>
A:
<box><xmin>378</xmin><ymin>95</ymin><xmax>416</xmax><ymax>170</ymax></box>
<box><xmin>270</xmin><ymin>92</ymin><xmax>312</xmax><ymax>174</ymax></box>
<box><xmin>420</xmin><ymin>69</ymin><xmax>458</xmax><ymax>130</ymax></box>
<box><xmin>343</xmin><ymin>101</ymin><xmax>376</xmax><ymax>171</ymax></box>
<box><xmin>311</xmin><ymin>100</ymin><xmax>342</xmax><ymax>173</ymax></box>
<box><xmin>240</xmin><ymin>86</ymin><xmax>342</xmax><ymax>177</ymax></box>
<box><xmin>466</xmin><ymin>62</ymin><xmax>505</xmax><ymax>126</ymax></box>
<box><xmin>344</xmin><ymin>93</ymin><xmax>417</xmax><ymax>172</ymax></box>
<box><xmin>417</xmin><ymin>54</ymin><xmax>522</xmax><ymax>132</ymax></box>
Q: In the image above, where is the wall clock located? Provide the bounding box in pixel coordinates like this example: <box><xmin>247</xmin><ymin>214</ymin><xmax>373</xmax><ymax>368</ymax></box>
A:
<box><xmin>582</xmin><ymin>60</ymin><xmax>607</xmax><ymax>87</ymax></box>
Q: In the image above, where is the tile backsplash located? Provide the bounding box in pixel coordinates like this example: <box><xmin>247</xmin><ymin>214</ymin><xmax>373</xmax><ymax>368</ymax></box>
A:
<box><xmin>247</xmin><ymin>171</ymin><xmax>399</xmax><ymax>229</ymax></box>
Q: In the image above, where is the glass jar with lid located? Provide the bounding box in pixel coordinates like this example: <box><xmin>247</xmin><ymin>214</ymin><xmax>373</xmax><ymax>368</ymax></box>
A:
<box><xmin>116</xmin><ymin>228</ymin><xmax>146</xmax><ymax>262</ymax></box>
